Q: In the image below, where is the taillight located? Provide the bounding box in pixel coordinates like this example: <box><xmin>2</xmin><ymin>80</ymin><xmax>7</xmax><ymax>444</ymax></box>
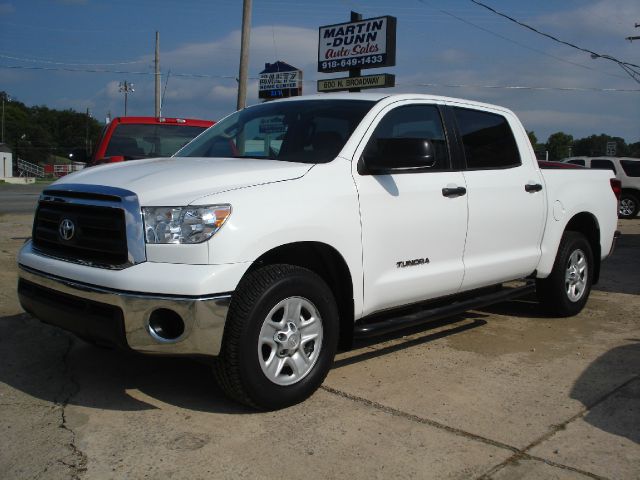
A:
<box><xmin>610</xmin><ymin>178</ymin><xmax>622</xmax><ymax>201</ymax></box>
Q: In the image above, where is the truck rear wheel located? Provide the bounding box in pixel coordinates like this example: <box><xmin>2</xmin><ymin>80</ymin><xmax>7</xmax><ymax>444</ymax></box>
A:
<box><xmin>619</xmin><ymin>192</ymin><xmax>639</xmax><ymax>219</ymax></box>
<box><xmin>213</xmin><ymin>264</ymin><xmax>339</xmax><ymax>410</ymax></box>
<box><xmin>536</xmin><ymin>231</ymin><xmax>593</xmax><ymax>317</ymax></box>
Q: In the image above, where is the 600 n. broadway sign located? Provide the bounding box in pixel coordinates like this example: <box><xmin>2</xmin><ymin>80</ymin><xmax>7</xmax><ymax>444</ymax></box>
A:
<box><xmin>318</xmin><ymin>16</ymin><xmax>396</xmax><ymax>73</ymax></box>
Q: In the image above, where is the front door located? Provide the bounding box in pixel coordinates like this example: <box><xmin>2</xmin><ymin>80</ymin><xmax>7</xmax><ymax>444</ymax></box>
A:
<box><xmin>353</xmin><ymin>101</ymin><xmax>468</xmax><ymax>317</ymax></box>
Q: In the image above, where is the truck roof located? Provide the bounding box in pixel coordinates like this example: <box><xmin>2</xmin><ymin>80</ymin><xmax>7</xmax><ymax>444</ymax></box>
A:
<box><xmin>109</xmin><ymin>116</ymin><xmax>214</xmax><ymax>128</ymax></box>
<box><xmin>255</xmin><ymin>92</ymin><xmax>515</xmax><ymax>116</ymax></box>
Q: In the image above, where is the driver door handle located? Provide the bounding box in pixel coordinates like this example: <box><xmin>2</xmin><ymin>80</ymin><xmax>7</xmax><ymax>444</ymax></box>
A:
<box><xmin>525</xmin><ymin>183</ymin><xmax>543</xmax><ymax>193</ymax></box>
<box><xmin>442</xmin><ymin>186</ymin><xmax>467</xmax><ymax>197</ymax></box>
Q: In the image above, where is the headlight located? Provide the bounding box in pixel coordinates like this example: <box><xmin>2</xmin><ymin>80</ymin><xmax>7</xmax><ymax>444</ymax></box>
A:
<box><xmin>142</xmin><ymin>204</ymin><xmax>232</xmax><ymax>244</ymax></box>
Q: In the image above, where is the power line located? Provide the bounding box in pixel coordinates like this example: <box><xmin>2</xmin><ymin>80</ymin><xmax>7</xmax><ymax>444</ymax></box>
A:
<box><xmin>469</xmin><ymin>0</ymin><xmax>640</xmax><ymax>83</ymax></box>
<box><xmin>0</xmin><ymin>64</ymin><xmax>237</xmax><ymax>79</ymax></box>
<box><xmin>415</xmin><ymin>0</ymin><xmax>631</xmax><ymax>81</ymax></box>
<box><xmin>0</xmin><ymin>53</ymin><xmax>145</xmax><ymax>67</ymax></box>
<box><xmin>1</xmin><ymin>63</ymin><xmax>638</xmax><ymax>94</ymax></box>
<box><xmin>403</xmin><ymin>82</ymin><xmax>640</xmax><ymax>93</ymax></box>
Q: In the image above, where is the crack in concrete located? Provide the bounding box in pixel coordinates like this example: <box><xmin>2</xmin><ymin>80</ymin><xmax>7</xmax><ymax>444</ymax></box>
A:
<box><xmin>54</xmin><ymin>336</ymin><xmax>88</xmax><ymax>480</ymax></box>
<box><xmin>321</xmin><ymin>382</ymin><xmax>631</xmax><ymax>480</ymax></box>
<box><xmin>321</xmin><ymin>385</ymin><xmax>520</xmax><ymax>453</ymax></box>
<box><xmin>477</xmin><ymin>375</ymin><xmax>639</xmax><ymax>480</ymax></box>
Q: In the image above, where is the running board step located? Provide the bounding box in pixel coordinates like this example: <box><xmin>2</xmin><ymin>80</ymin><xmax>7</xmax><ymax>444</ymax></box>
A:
<box><xmin>354</xmin><ymin>282</ymin><xmax>536</xmax><ymax>339</ymax></box>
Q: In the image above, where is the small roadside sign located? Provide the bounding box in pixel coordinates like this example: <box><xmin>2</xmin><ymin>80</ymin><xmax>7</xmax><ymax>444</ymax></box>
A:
<box><xmin>259</xmin><ymin>61</ymin><xmax>303</xmax><ymax>101</ymax></box>
<box><xmin>606</xmin><ymin>141</ymin><xmax>617</xmax><ymax>156</ymax></box>
<box><xmin>317</xmin><ymin>73</ymin><xmax>395</xmax><ymax>92</ymax></box>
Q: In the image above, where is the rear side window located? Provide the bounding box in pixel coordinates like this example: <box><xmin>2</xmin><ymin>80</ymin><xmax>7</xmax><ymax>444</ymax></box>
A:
<box><xmin>106</xmin><ymin>124</ymin><xmax>207</xmax><ymax>159</ymax></box>
<box><xmin>591</xmin><ymin>159</ymin><xmax>617</xmax><ymax>174</ymax></box>
<box><xmin>568</xmin><ymin>159</ymin><xmax>585</xmax><ymax>166</ymax></box>
<box><xmin>621</xmin><ymin>160</ymin><xmax>640</xmax><ymax>177</ymax></box>
<box><xmin>453</xmin><ymin>107</ymin><xmax>521</xmax><ymax>169</ymax></box>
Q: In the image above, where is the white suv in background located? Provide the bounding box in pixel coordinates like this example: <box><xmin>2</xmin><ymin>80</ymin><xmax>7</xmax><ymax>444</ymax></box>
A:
<box><xmin>562</xmin><ymin>156</ymin><xmax>640</xmax><ymax>218</ymax></box>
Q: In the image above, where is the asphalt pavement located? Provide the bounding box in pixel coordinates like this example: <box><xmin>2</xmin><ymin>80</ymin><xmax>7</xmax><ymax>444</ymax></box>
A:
<box><xmin>0</xmin><ymin>182</ymin><xmax>48</xmax><ymax>214</ymax></box>
<box><xmin>0</xmin><ymin>205</ymin><xmax>638</xmax><ymax>479</ymax></box>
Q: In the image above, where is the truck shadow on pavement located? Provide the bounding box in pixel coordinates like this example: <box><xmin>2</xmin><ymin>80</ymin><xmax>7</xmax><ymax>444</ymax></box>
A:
<box><xmin>0</xmin><ymin>313</ymin><xmax>253</xmax><ymax>414</ymax></box>
<box><xmin>594</xmin><ymin>233</ymin><xmax>640</xmax><ymax>296</ymax></box>
<box><xmin>1</xmin><ymin>311</ymin><xmax>488</xmax><ymax>413</ymax></box>
<box><xmin>334</xmin><ymin>314</ymin><xmax>488</xmax><ymax>369</ymax></box>
<box><xmin>570</xmin><ymin>340</ymin><xmax>640</xmax><ymax>444</ymax></box>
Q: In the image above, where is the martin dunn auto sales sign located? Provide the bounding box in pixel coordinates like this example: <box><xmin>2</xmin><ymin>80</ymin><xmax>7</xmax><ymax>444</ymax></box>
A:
<box><xmin>318</xmin><ymin>16</ymin><xmax>396</xmax><ymax>73</ymax></box>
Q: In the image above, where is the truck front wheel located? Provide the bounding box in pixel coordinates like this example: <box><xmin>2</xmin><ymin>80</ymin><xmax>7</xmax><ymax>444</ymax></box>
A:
<box><xmin>214</xmin><ymin>264</ymin><xmax>339</xmax><ymax>410</ymax></box>
<box><xmin>536</xmin><ymin>231</ymin><xmax>593</xmax><ymax>317</ymax></box>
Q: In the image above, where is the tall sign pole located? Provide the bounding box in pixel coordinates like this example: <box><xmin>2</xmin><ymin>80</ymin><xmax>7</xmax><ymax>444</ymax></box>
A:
<box><xmin>348</xmin><ymin>11</ymin><xmax>363</xmax><ymax>92</ymax></box>
<box><xmin>155</xmin><ymin>31</ymin><xmax>161</xmax><ymax>117</ymax></box>
<box><xmin>237</xmin><ymin>0</ymin><xmax>253</xmax><ymax>110</ymax></box>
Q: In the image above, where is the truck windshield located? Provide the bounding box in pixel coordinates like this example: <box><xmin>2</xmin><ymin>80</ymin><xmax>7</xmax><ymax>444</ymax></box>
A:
<box><xmin>176</xmin><ymin>100</ymin><xmax>376</xmax><ymax>164</ymax></box>
<box><xmin>105</xmin><ymin>124</ymin><xmax>209</xmax><ymax>159</ymax></box>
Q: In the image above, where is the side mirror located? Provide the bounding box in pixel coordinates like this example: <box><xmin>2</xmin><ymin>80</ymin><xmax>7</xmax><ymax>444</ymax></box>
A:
<box><xmin>362</xmin><ymin>138</ymin><xmax>436</xmax><ymax>174</ymax></box>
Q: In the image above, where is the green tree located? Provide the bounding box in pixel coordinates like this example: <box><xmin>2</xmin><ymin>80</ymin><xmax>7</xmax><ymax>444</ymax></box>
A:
<box><xmin>573</xmin><ymin>134</ymin><xmax>628</xmax><ymax>157</ymax></box>
<box><xmin>527</xmin><ymin>130</ymin><xmax>538</xmax><ymax>149</ymax></box>
<box><xmin>0</xmin><ymin>91</ymin><xmax>103</xmax><ymax>165</ymax></box>
<box><xmin>546</xmin><ymin>132</ymin><xmax>574</xmax><ymax>161</ymax></box>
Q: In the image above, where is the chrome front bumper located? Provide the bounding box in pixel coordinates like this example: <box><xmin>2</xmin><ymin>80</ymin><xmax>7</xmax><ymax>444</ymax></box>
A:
<box><xmin>18</xmin><ymin>265</ymin><xmax>231</xmax><ymax>357</ymax></box>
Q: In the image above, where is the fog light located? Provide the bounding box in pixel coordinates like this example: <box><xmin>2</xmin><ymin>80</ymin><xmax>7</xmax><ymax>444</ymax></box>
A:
<box><xmin>148</xmin><ymin>309</ymin><xmax>185</xmax><ymax>341</ymax></box>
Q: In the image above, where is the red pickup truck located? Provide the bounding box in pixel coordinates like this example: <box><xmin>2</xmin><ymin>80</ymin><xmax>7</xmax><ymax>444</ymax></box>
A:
<box><xmin>91</xmin><ymin>116</ymin><xmax>214</xmax><ymax>166</ymax></box>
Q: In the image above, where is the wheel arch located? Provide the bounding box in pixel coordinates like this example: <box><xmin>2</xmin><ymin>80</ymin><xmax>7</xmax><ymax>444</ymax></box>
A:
<box><xmin>564</xmin><ymin>212</ymin><xmax>601</xmax><ymax>284</ymax></box>
<box><xmin>246</xmin><ymin>241</ymin><xmax>355</xmax><ymax>350</ymax></box>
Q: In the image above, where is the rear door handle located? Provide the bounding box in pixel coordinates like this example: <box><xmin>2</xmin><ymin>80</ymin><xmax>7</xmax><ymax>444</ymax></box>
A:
<box><xmin>525</xmin><ymin>183</ymin><xmax>543</xmax><ymax>193</ymax></box>
<box><xmin>442</xmin><ymin>186</ymin><xmax>467</xmax><ymax>197</ymax></box>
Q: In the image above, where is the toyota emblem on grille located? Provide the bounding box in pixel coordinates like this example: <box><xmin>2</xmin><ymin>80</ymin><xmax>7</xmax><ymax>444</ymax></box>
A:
<box><xmin>58</xmin><ymin>218</ymin><xmax>75</xmax><ymax>241</ymax></box>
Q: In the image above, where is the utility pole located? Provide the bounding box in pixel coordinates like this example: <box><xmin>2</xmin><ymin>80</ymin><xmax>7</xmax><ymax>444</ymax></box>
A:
<box><xmin>348</xmin><ymin>11</ymin><xmax>363</xmax><ymax>93</ymax></box>
<box><xmin>1</xmin><ymin>94</ymin><xmax>8</xmax><ymax>144</ymax></box>
<box><xmin>155</xmin><ymin>31</ymin><xmax>161</xmax><ymax>117</ymax></box>
<box><xmin>236</xmin><ymin>0</ymin><xmax>252</xmax><ymax>110</ymax></box>
<box><xmin>119</xmin><ymin>81</ymin><xmax>134</xmax><ymax>116</ymax></box>
<box><xmin>85</xmin><ymin>108</ymin><xmax>90</xmax><ymax>155</ymax></box>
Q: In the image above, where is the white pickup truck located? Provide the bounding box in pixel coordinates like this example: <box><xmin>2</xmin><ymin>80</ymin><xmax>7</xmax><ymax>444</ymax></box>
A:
<box><xmin>18</xmin><ymin>93</ymin><xmax>619</xmax><ymax>409</ymax></box>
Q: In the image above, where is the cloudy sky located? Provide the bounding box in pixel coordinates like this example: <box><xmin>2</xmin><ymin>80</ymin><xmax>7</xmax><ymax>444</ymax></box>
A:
<box><xmin>0</xmin><ymin>0</ymin><xmax>639</xmax><ymax>143</ymax></box>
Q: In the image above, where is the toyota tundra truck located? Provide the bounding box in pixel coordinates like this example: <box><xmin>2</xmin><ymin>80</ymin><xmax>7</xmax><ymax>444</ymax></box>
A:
<box><xmin>17</xmin><ymin>94</ymin><xmax>620</xmax><ymax>409</ymax></box>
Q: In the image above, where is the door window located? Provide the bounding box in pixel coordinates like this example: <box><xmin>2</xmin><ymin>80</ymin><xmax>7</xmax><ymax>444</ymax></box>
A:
<box><xmin>453</xmin><ymin>108</ymin><xmax>521</xmax><ymax>169</ymax></box>
<box><xmin>363</xmin><ymin>104</ymin><xmax>450</xmax><ymax>170</ymax></box>
<box><xmin>620</xmin><ymin>160</ymin><xmax>640</xmax><ymax>177</ymax></box>
<box><xmin>591</xmin><ymin>159</ymin><xmax>617</xmax><ymax>174</ymax></box>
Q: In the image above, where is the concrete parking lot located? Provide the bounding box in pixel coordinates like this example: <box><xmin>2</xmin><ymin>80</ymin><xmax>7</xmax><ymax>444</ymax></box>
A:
<box><xmin>0</xmin><ymin>183</ymin><xmax>638</xmax><ymax>479</ymax></box>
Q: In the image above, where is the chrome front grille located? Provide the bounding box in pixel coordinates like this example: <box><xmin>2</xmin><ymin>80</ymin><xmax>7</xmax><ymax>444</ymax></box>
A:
<box><xmin>32</xmin><ymin>184</ymin><xmax>146</xmax><ymax>269</ymax></box>
<box><xmin>33</xmin><ymin>201</ymin><xmax>128</xmax><ymax>266</ymax></box>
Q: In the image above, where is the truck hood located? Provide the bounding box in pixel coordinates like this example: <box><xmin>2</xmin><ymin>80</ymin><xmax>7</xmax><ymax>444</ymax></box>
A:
<box><xmin>54</xmin><ymin>157</ymin><xmax>314</xmax><ymax>205</ymax></box>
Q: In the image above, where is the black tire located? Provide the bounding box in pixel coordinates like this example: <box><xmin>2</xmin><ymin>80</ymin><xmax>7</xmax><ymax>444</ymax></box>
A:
<box><xmin>536</xmin><ymin>231</ymin><xmax>594</xmax><ymax>317</ymax></box>
<box><xmin>213</xmin><ymin>264</ymin><xmax>339</xmax><ymax>410</ymax></box>
<box><xmin>619</xmin><ymin>192</ymin><xmax>639</xmax><ymax>219</ymax></box>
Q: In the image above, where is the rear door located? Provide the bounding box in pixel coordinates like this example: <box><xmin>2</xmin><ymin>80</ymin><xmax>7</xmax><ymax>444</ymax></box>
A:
<box><xmin>449</xmin><ymin>104</ymin><xmax>546</xmax><ymax>291</ymax></box>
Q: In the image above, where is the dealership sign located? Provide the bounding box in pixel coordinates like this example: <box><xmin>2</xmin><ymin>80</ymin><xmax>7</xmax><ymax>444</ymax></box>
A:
<box><xmin>318</xmin><ymin>16</ymin><xmax>396</xmax><ymax>73</ymax></box>
<box><xmin>317</xmin><ymin>74</ymin><xmax>395</xmax><ymax>92</ymax></box>
<box><xmin>259</xmin><ymin>61</ymin><xmax>303</xmax><ymax>100</ymax></box>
